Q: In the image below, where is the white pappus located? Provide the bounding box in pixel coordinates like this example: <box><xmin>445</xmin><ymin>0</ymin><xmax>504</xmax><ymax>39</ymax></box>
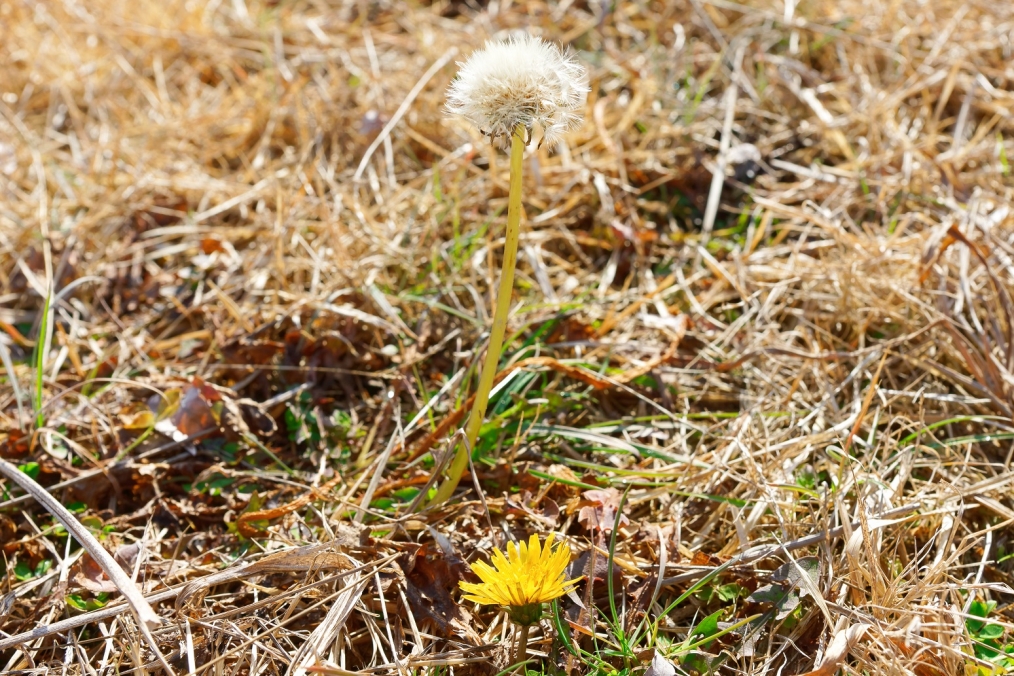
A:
<box><xmin>446</xmin><ymin>32</ymin><xmax>588</xmax><ymax>150</ymax></box>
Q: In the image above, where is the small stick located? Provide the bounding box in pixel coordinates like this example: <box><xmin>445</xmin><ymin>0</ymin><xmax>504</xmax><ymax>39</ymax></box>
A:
<box><xmin>698</xmin><ymin>79</ymin><xmax>739</xmax><ymax>252</ymax></box>
<box><xmin>0</xmin><ymin>458</ymin><xmax>173</xmax><ymax>673</ymax></box>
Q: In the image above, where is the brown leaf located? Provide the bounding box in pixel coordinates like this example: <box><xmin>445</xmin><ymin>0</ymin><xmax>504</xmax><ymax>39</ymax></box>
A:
<box><xmin>567</xmin><ymin>548</ymin><xmax>623</xmax><ymax>590</ymax></box>
<box><xmin>175</xmin><ymin>540</ymin><xmax>354</xmax><ymax>613</ymax></box>
<box><xmin>504</xmin><ymin>491</ymin><xmax>560</xmax><ymax>527</ymax></box>
<box><xmin>404</xmin><ymin>542</ymin><xmax>466</xmax><ymax>637</ymax></box>
<box><xmin>200</xmin><ymin>237</ymin><xmax>225</xmax><ymax>254</ymax></box>
<box><xmin>235</xmin><ymin>475</ymin><xmax>341</xmax><ymax>538</ymax></box>
<box><xmin>577</xmin><ymin>487</ymin><xmax>629</xmax><ymax>533</ymax></box>
<box><xmin>220</xmin><ymin>337</ymin><xmax>285</xmax><ymax>365</ymax></box>
<box><xmin>886</xmin><ymin>636</ymin><xmax>950</xmax><ymax>676</ymax></box>
<box><xmin>0</xmin><ymin>430</ymin><xmax>30</xmax><ymax>458</ymax></box>
<box><xmin>644</xmin><ymin>651</ymin><xmax>676</xmax><ymax>676</ymax></box>
<box><xmin>691</xmin><ymin>550</ymin><xmax>714</xmax><ymax>567</ymax></box>
<box><xmin>72</xmin><ymin>553</ymin><xmax>119</xmax><ymax>593</ymax></box>
<box><xmin>0</xmin><ymin>514</ymin><xmax>17</xmax><ymax>547</ymax></box>
<box><xmin>170</xmin><ymin>382</ymin><xmax>219</xmax><ymax>436</ymax></box>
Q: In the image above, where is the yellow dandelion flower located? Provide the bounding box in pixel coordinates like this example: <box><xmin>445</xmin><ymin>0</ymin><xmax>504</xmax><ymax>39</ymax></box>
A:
<box><xmin>459</xmin><ymin>533</ymin><xmax>581</xmax><ymax>625</ymax></box>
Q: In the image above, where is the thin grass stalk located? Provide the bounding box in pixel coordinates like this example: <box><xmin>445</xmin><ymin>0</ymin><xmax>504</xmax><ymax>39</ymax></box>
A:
<box><xmin>0</xmin><ymin>340</ymin><xmax>25</xmax><ymax>430</ymax></box>
<box><xmin>430</xmin><ymin>124</ymin><xmax>525</xmax><ymax>506</ymax></box>
<box><xmin>33</xmin><ymin>288</ymin><xmax>51</xmax><ymax>429</ymax></box>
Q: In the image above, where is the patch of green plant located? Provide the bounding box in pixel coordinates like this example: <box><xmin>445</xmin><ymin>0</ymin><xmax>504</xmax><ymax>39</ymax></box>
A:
<box><xmin>966</xmin><ymin>598</ymin><xmax>1014</xmax><ymax>672</ymax></box>
<box><xmin>193</xmin><ymin>472</ymin><xmax>234</xmax><ymax>496</ymax></box>
<box><xmin>370</xmin><ymin>497</ymin><xmax>395</xmax><ymax>511</ymax></box>
<box><xmin>697</xmin><ymin>582</ymin><xmax>749</xmax><ymax>606</ymax></box>
<box><xmin>33</xmin><ymin>287</ymin><xmax>52</xmax><ymax>429</ymax></box>
<box><xmin>996</xmin><ymin>545</ymin><xmax>1014</xmax><ymax>565</ymax></box>
<box><xmin>18</xmin><ymin>461</ymin><xmax>40</xmax><ymax>479</ymax></box>
<box><xmin>392</xmin><ymin>486</ymin><xmax>420</xmax><ymax>502</ymax></box>
<box><xmin>15</xmin><ymin>558</ymin><xmax>51</xmax><ymax>582</ymax></box>
<box><xmin>285</xmin><ymin>391</ymin><xmax>323</xmax><ymax>446</ymax></box>
<box><xmin>67</xmin><ymin>592</ymin><xmax>110</xmax><ymax>612</ymax></box>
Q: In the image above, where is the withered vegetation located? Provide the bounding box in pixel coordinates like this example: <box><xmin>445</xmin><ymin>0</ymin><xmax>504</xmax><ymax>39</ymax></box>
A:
<box><xmin>1</xmin><ymin>0</ymin><xmax>1014</xmax><ymax>674</ymax></box>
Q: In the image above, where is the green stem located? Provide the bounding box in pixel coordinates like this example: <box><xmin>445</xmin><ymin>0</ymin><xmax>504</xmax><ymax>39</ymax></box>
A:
<box><xmin>429</xmin><ymin>125</ymin><xmax>525</xmax><ymax>507</ymax></box>
<box><xmin>34</xmin><ymin>288</ymin><xmax>52</xmax><ymax>429</ymax></box>
<box><xmin>513</xmin><ymin>622</ymin><xmax>530</xmax><ymax>667</ymax></box>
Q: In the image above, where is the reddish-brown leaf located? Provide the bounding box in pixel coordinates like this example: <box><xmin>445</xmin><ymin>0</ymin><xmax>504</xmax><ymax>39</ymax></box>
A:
<box><xmin>577</xmin><ymin>487</ymin><xmax>630</xmax><ymax>533</ymax></box>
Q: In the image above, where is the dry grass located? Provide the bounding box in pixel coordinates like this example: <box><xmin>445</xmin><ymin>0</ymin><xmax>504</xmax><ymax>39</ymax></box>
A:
<box><xmin>1</xmin><ymin>0</ymin><xmax>1014</xmax><ymax>673</ymax></box>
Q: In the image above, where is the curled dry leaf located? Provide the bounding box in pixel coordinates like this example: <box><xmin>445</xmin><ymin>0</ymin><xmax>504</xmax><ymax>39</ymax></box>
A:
<box><xmin>799</xmin><ymin>623</ymin><xmax>871</xmax><ymax>676</ymax></box>
<box><xmin>119</xmin><ymin>403</ymin><xmax>155</xmax><ymax>430</ymax></box>
<box><xmin>577</xmin><ymin>487</ymin><xmax>630</xmax><ymax>534</ymax></box>
<box><xmin>153</xmin><ymin>383</ymin><xmax>216</xmax><ymax>442</ymax></box>
<box><xmin>175</xmin><ymin>539</ymin><xmax>356</xmax><ymax>614</ymax></box>
<box><xmin>644</xmin><ymin>650</ymin><xmax>676</xmax><ymax>676</ymax></box>
<box><xmin>505</xmin><ymin>490</ymin><xmax>560</xmax><ymax>527</ymax></box>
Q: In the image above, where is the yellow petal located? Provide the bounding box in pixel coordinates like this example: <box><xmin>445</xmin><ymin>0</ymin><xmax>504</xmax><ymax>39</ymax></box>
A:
<box><xmin>527</xmin><ymin>533</ymin><xmax>541</xmax><ymax>567</ymax></box>
<box><xmin>457</xmin><ymin>534</ymin><xmax>578</xmax><ymax>608</ymax></box>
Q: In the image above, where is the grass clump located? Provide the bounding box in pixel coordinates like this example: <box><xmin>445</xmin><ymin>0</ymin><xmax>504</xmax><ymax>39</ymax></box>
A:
<box><xmin>0</xmin><ymin>0</ymin><xmax>1013</xmax><ymax>674</ymax></box>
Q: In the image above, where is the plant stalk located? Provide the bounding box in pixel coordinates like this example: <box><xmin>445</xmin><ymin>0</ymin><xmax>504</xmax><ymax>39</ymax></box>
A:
<box><xmin>513</xmin><ymin>622</ymin><xmax>530</xmax><ymax>668</ymax></box>
<box><xmin>429</xmin><ymin>124</ymin><xmax>525</xmax><ymax>506</ymax></box>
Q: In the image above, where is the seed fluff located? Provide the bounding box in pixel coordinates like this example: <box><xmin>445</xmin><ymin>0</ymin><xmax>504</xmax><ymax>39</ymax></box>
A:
<box><xmin>446</xmin><ymin>33</ymin><xmax>588</xmax><ymax>150</ymax></box>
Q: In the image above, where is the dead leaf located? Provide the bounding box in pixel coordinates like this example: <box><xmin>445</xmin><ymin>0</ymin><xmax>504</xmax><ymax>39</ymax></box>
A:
<box><xmin>175</xmin><ymin>540</ymin><xmax>355</xmax><ymax>614</ymax></box>
<box><xmin>119</xmin><ymin>403</ymin><xmax>154</xmax><ymax>430</ymax></box>
<box><xmin>577</xmin><ymin>487</ymin><xmax>630</xmax><ymax>533</ymax></box>
<box><xmin>162</xmin><ymin>383</ymin><xmax>217</xmax><ymax>438</ymax></box>
<box><xmin>505</xmin><ymin>491</ymin><xmax>560</xmax><ymax>527</ymax></box>
<box><xmin>749</xmin><ymin>557</ymin><xmax>822</xmax><ymax>620</ymax></box>
<box><xmin>690</xmin><ymin>550</ymin><xmax>713</xmax><ymax>566</ymax></box>
<box><xmin>771</xmin><ymin>556</ymin><xmax>821</xmax><ymax>598</ymax></box>
<box><xmin>0</xmin><ymin>429</ymin><xmax>31</xmax><ymax>457</ymax></box>
<box><xmin>219</xmin><ymin>337</ymin><xmax>284</xmax><ymax>366</ymax></box>
<box><xmin>644</xmin><ymin>650</ymin><xmax>676</xmax><ymax>676</ymax></box>
<box><xmin>682</xmin><ymin>649</ymin><xmax>733</xmax><ymax>674</ymax></box>
<box><xmin>798</xmin><ymin>623</ymin><xmax>871</xmax><ymax>676</ymax></box>
<box><xmin>567</xmin><ymin>548</ymin><xmax>623</xmax><ymax>593</ymax></box>
<box><xmin>72</xmin><ymin>553</ymin><xmax>119</xmax><ymax>593</ymax></box>
<box><xmin>200</xmin><ymin>237</ymin><xmax>225</xmax><ymax>254</ymax></box>
<box><xmin>115</xmin><ymin>543</ymin><xmax>140</xmax><ymax>572</ymax></box>
<box><xmin>403</xmin><ymin>542</ymin><xmax>466</xmax><ymax>636</ymax></box>
<box><xmin>0</xmin><ymin>515</ymin><xmax>16</xmax><ymax>546</ymax></box>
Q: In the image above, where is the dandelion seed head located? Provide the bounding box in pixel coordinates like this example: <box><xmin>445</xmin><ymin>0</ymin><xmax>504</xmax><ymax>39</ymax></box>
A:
<box><xmin>446</xmin><ymin>33</ymin><xmax>588</xmax><ymax>150</ymax></box>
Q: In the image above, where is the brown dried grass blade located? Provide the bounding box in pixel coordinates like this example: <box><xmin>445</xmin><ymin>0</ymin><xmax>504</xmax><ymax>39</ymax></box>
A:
<box><xmin>0</xmin><ymin>458</ymin><xmax>173</xmax><ymax>673</ymax></box>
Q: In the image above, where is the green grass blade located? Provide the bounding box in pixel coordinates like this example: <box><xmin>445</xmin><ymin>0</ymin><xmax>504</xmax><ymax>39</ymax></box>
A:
<box><xmin>34</xmin><ymin>289</ymin><xmax>52</xmax><ymax>429</ymax></box>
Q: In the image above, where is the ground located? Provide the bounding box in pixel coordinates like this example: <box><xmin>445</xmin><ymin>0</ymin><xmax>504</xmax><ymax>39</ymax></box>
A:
<box><xmin>1</xmin><ymin>0</ymin><xmax>1014</xmax><ymax>674</ymax></box>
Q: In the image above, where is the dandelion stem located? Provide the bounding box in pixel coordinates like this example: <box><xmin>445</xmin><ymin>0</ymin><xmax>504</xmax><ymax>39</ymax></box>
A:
<box><xmin>513</xmin><ymin>622</ymin><xmax>530</xmax><ymax>668</ymax></box>
<box><xmin>430</xmin><ymin>124</ymin><xmax>525</xmax><ymax>506</ymax></box>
